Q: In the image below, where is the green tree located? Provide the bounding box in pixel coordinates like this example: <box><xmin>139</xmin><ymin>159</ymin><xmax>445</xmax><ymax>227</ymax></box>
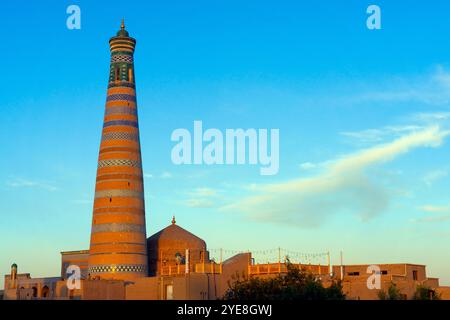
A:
<box><xmin>377</xmin><ymin>282</ymin><xmax>403</xmax><ymax>300</ymax></box>
<box><xmin>223</xmin><ymin>262</ymin><xmax>345</xmax><ymax>300</ymax></box>
<box><xmin>413</xmin><ymin>285</ymin><xmax>441</xmax><ymax>300</ymax></box>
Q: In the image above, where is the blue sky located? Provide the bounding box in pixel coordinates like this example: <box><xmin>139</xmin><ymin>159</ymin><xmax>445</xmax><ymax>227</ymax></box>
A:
<box><xmin>1</xmin><ymin>0</ymin><xmax>450</xmax><ymax>287</ymax></box>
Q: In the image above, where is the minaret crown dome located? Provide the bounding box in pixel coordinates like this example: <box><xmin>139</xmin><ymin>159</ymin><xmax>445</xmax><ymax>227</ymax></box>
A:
<box><xmin>116</xmin><ymin>19</ymin><xmax>129</xmax><ymax>37</ymax></box>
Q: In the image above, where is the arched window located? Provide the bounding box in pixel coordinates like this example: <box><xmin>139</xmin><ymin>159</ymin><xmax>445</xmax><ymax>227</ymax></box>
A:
<box><xmin>42</xmin><ymin>285</ymin><xmax>50</xmax><ymax>298</ymax></box>
<box><xmin>32</xmin><ymin>287</ymin><xmax>37</xmax><ymax>298</ymax></box>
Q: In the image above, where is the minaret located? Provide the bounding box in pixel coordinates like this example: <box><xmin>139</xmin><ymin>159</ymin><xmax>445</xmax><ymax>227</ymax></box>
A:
<box><xmin>87</xmin><ymin>21</ymin><xmax>148</xmax><ymax>280</ymax></box>
<box><xmin>10</xmin><ymin>263</ymin><xmax>17</xmax><ymax>289</ymax></box>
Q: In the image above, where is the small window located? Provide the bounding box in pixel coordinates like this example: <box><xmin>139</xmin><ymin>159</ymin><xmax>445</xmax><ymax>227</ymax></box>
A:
<box><xmin>347</xmin><ymin>272</ymin><xmax>360</xmax><ymax>276</ymax></box>
<box><xmin>115</xmin><ymin>67</ymin><xmax>120</xmax><ymax>81</ymax></box>
<box><xmin>381</xmin><ymin>270</ymin><xmax>388</xmax><ymax>275</ymax></box>
<box><xmin>165</xmin><ymin>285</ymin><xmax>173</xmax><ymax>300</ymax></box>
<box><xmin>413</xmin><ymin>270</ymin><xmax>418</xmax><ymax>281</ymax></box>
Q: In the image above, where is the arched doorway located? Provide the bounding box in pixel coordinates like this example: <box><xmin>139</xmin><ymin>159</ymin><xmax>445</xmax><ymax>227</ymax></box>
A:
<box><xmin>42</xmin><ymin>285</ymin><xmax>50</xmax><ymax>298</ymax></box>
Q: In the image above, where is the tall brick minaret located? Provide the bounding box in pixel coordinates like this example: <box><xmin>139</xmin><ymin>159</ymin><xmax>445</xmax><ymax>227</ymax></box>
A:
<box><xmin>87</xmin><ymin>21</ymin><xmax>148</xmax><ymax>280</ymax></box>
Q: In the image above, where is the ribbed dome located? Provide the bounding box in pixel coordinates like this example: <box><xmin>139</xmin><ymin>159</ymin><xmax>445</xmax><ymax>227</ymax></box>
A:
<box><xmin>147</xmin><ymin>223</ymin><xmax>206</xmax><ymax>249</ymax></box>
<box><xmin>146</xmin><ymin>219</ymin><xmax>209</xmax><ymax>276</ymax></box>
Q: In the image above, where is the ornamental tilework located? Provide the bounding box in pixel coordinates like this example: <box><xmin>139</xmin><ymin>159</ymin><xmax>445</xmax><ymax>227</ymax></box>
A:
<box><xmin>103</xmin><ymin>120</ymin><xmax>138</xmax><ymax>128</ymax></box>
<box><xmin>88</xmin><ymin>264</ymin><xmax>147</xmax><ymax>274</ymax></box>
<box><xmin>111</xmin><ymin>54</ymin><xmax>134</xmax><ymax>63</ymax></box>
<box><xmin>106</xmin><ymin>94</ymin><xmax>136</xmax><ymax>102</ymax></box>
<box><xmin>94</xmin><ymin>205</ymin><xmax>144</xmax><ymax>210</ymax></box>
<box><xmin>101</xmin><ymin>131</ymin><xmax>140</xmax><ymax>142</ymax></box>
<box><xmin>94</xmin><ymin>211</ymin><xmax>143</xmax><ymax>216</ymax></box>
<box><xmin>91</xmin><ymin>223</ymin><xmax>145</xmax><ymax>233</ymax></box>
<box><xmin>104</xmin><ymin>106</ymin><xmax>137</xmax><ymax>116</ymax></box>
<box><xmin>108</xmin><ymin>82</ymin><xmax>135</xmax><ymax>89</ymax></box>
<box><xmin>97</xmin><ymin>159</ymin><xmax>141</xmax><ymax>168</ymax></box>
<box><xmin>94</xmin><ymin>189</ymin><xmax>144</xmax><ymax>199</ymax></box>
<box><xmin>90</xmin><ymin>242</ymin><xmax>146</xmax><ymax>246</ymax></box>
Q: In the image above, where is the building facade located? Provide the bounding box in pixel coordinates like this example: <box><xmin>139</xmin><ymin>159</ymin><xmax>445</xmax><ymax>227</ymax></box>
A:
<box><xmin>331</xmin><ymin>264</ymin><xmax>441</xmax><ymax>300</ymax></box>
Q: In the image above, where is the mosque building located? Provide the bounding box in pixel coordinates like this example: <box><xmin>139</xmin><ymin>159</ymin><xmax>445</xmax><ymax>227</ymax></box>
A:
<box><xmin>2</xmin><ymin>22</ymin><xmax>450</xmax><ymax>301</ymax></box>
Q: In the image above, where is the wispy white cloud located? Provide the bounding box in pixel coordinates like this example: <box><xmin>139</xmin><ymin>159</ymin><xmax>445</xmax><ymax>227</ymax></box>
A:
<box><xmin>221</xmin><ymin>126</ymin><xmax>450</xmax><ymax>227</ymax></box>
<box><xmin>185</xmin><ymin>198</ymin><xmax>215</xmax><ymax>208</ymax></box>
<box><xmin>341</xmin><ymin>125</ymin><xmax>425</xmax><ymax>145</ymax></box>
<box><xmin>299</xmin><ymin>162</ymin><xmax>317</xmax><ymax>170</ymax></box>
<box><xmin>160</xmin><ymin>171</ymin><xmax>173</xmax><ymax>179</ymax></box>
<box><xmin>414</xmin><ymin>204</ymin><xmax>450</xmax><ymax>223</ymax></box>
<box><xmin>144</xmin><ymin>171</ymin><xmax>172</xmax><ymax>179</ymax></box>
<box><xmin>415</xmin><ymin>216</ymin><xmax>450</xmax><ymax>223</ymax></box>
<box><xmin>412</xmin><ymin>111</ymin><xmax>450</xmax><ymax>124</ymax></box>
<box><xmin>6</xmin><ymin>177</ymin><xmax>58</xmax><ymax>192</ymax></box>
<box><xmin>184</xmin><ymin>187</ymin><xmax>221</xmax><ymax>208</ymax></box>
<box><xmin>423</xmin><ymin>169</ymin><xmax>448</xmax><ymax>186</ymax></box>
<box><xmin>187</xmin><ymin>188</ymin><xmax>218</xmax><ymax>197</ymax></box>
<box><xmin>420</xmin><ymin>204</ymin><xmax>450</xmax><ymax>214</ymax></box>
<box><xmin>342</xmin><ymin>66</ymin><xmax>450</xmax><ymax>106</ymax></box>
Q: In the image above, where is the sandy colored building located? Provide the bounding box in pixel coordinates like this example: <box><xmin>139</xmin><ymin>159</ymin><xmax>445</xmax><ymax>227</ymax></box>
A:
<box><xmin>331</xmin><ymin>263</ymin><xmax>442</xmax><ymax>300</ymax></box>
<box><xmin>3</xmin><ymin>219</ymin><xmax>449</xmax><ymax>300</ymax></box>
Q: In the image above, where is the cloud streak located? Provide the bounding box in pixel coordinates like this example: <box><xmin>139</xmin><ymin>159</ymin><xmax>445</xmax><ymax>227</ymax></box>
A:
<box><xmin>184</xmin><ymin>188</ymin><xmax>221</xmax><ymax>208</ymax></box>
<box><xmin>341</xmin><ymin>66</ymin><xmax>450</xmax><ymax>106</ymax></box>
<box><xmin>6</xmin><ymin>177</ymin><xmax>58</xmax><ymax>192</ymax></box>
<box><xmin>420</xmin><ymin>204</ymin><xmax>450</xmax><ymax>214</ymax></box>
<box><xmin>221</xmin><ymin>126</ymin><xmax>450</xmax><ymax>227</ymax></box>
<box><xmin>415</xmin><ymin>205</ymin><xmax>450</xmax><ymax>223</ymax></box>
<box><xmin>423</xmin><ymin>169</ymin><xmax>448</xmax><ymax>186</ymax></box>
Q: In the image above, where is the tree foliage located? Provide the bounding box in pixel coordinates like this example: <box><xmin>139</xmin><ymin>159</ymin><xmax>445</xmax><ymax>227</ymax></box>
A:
<box><xmin>377</xmin><ymin>282</ymin><xmax>403</xmax><ymax>300</ymax></box>
<box><xmin>413</xmin><ymin>285</ymin><xmax>441</xmax><ymax>300</ymax></box>
<box><xmin>223</xmin><ymin>263</ymin><xmax>345</xmax><ymax>300</ymax></box>
<box><xmin>378</xmin><ymin>282</ymin><xmax>441</xmax><ymax>300</ymax></box>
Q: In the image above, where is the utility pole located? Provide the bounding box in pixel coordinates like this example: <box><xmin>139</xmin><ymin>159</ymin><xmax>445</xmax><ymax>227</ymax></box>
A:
<box><xmin>278</xmin><ymin>247</ymin><xmax>281</xmax><ymax>273</ymax></box>
<box><xmin>327</xmin><ymin>251</ymin><xmax>331</xmax><ymax>275</ymax></box>
<box><xmin>219</xmin><ymin>248</ymin><xmax>223</xmax><ymax>273</ymax></box>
